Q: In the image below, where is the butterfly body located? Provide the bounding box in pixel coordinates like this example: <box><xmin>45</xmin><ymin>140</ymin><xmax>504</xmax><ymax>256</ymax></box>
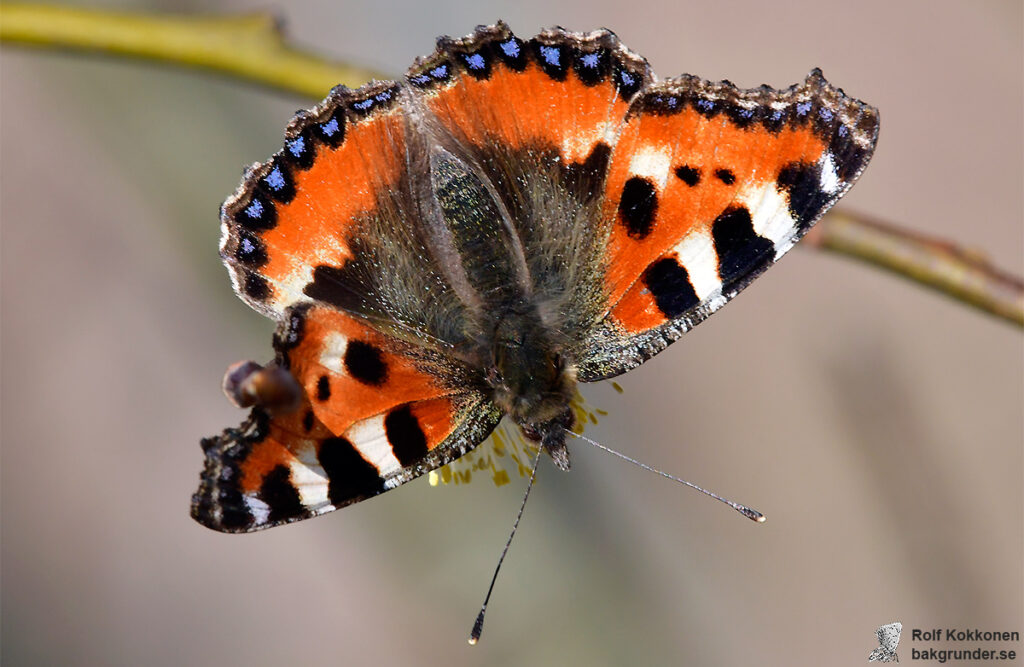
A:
<box><xmin>193</xmin><ymin>22</ymin><xmax>878</xmax><ymax>533</ymax></box>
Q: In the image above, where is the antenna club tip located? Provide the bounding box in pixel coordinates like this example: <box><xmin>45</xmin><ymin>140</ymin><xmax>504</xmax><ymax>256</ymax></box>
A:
<box><xmin>737</xmin><ymin>507</ymin><xmax>765</xmax><ymax>522</ymax></box>
<box><xmin>469</xmin><ymin>611</ymin><xmax>485</xmax><ymax>645</ymax></box>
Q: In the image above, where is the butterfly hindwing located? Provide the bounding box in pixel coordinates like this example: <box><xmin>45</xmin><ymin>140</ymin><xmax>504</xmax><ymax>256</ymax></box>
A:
<box><xmin>575</xmin><ymin>70</ymin><xmax>879</xmax><ymax>380</ymax></box>
<box><xmin>192</xmin><ymin>389</ymin><xmax>501</xmax><ymax>533</ymax></box>
<box><xmin>276</xmin><ymin>303</ymin><xmax>480</xmax><ymax>435</ymax></box>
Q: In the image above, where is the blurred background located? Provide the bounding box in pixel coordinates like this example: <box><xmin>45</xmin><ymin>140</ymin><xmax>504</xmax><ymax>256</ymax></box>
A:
<box><xmin>2</xmin><ymin>1</ymin><xmax>1021</xmax><ymax>665</ymax></box>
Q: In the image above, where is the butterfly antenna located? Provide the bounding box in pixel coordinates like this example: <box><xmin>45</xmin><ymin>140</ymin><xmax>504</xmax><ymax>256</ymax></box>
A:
<box><xmin>566</xmin><ymin>430</ymin><xmax>765</xmax><ymax>523</ymax></box>
<box><xmin>468</xmin><ymin>447</ymin><xmax>542</xmax><ymax>645</ymax></box>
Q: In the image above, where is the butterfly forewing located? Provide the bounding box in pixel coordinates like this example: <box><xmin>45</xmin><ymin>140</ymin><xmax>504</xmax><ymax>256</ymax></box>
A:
<box><xmin>574</xmin><ymin>70</ymin><xmax>878</xmax><ymax>380</ymax></box>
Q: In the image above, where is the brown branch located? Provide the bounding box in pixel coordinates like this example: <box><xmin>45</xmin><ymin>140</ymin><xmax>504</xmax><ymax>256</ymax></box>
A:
<box><xmin>0</xmin><ymin>3</ymin><xmax>384</xmax><ymax>97</ymax></box>
<box><xmin>805</xmin><ymin>211</ymin><xmax>1024</xmax><ymax>327</ymax></box>
<box><xmin>3</xmin><ymin>3</ymin><xmax>1022</xmax><ymax>328</ymax></box>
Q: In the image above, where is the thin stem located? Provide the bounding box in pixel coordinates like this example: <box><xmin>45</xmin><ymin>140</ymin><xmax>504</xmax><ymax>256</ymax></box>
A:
<box><xmin>0</xmin><ymin>3</ymin><xmax>384</xmax><ymax>98</ymax></box>
<box><xmin>805</xmin><ymin>211</ymin><xmax>1023</xmax><ymax>328</ymax></box>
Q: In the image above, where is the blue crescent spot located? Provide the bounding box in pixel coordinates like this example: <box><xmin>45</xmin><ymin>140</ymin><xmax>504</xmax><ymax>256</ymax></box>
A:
<box><xmin>410</xmin><ymin>74</ymin><xmax>430</xmax><ymax>85</ymax></box>
<box><xmin>375</xmin><ymin>91</ymin><xmax>391</xmax><ymax>102</ymax></box>
<box><xmin>288</xmin><ymin>137</ymin><xmax>305</xmax><ymax>156</ymax></box>
<box><xmin>353</xmin><ymin>99</ymin><xmax>374</xmax><ymax>110</ymax></box>
<box><xmin>430</xmin><ymin>65</ymin><xmax>448</xmax><ymax>79</ymax></box>
<box><xmin>666</xmin><ymin>97</ymin><xmax>679</xmax><ymax>108</ymax></box>
<box><xmin>245</xmin><ymin>200</ymin><xmax>264</xmax><ymax>218</ymax></box>
<box><xmin>464</xmin><ymin>53</ymin><xmax>485</xmax><ymax>70</ymax></box>
<box><xmin>539</xmin><ymin>45</ymin><xmax>560</xmax><ymax>67</ymax></box>
<box><xmin>500</xmin><ymin>39</ymin><xmax>520</xmax><ymax>58</ymax></box>
<box><xmin>838</xmin><ymin>124</ymin><xmax>849</xmax><ymax>137</ymax></box>
<box><xmin>738</xmin><ymin>108</ymin><xmax>754</xmax><ymax>119</ymax></box>
<box><xmin>697</xmin><ymin>99</ymin><xmax>714</xmax><ymax>111</ymax></box>
<box><xmin>771</xmin><ymin>109</ymin><xmax>783</xmax><ymax>121</ymax></box>
<box><xmin>796</xmin><ymin>101</ymin><xmax>812</xmax><ymax>116</ymax></box>
<box><xmin>580</xmin><ymin>53</ymin><xmax>600</xmax><ymax>69</ymax></box>
<box><xmin>619</xmin><ymin>70</ymin><xmax>635</xmax><ymax>86</ymax></box>
<box><xmin>320</xmin><ymin>118</ymin><xmax>340</xmax><ymax>136</ymax></box>
<box><xmin>818</xmin><ymin>107</ymin><xmax>834</xmax><ymax>122</ymax></box>
<box><xmin>241</xmin><ymin>237</ymin><xmax>255</xmax><ymax>254</ymax></box>
<box><xmin>265</xmin><ymin>167</ymin><xmax>286</xmax><ymax>190</ymax></box>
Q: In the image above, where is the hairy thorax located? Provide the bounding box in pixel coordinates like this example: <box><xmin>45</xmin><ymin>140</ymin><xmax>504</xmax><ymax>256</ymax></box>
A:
<box><xmin>485</xmin><ymin>307</ymin><xmax>576</xmax><ymax>469</ymax></box>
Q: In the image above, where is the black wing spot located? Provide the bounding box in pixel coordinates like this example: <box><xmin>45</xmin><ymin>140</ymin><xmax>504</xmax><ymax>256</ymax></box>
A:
<box><xmin>458</xmin><ymin>50</ymin><xmax>492</xmax><ymax>79</ymax></box>
<box><xmin>344</xmin><ymin>340</ymin><xmax>388</xmax><ymax>386</ymax></box>
<box><xmin>273</xmin><ymin>303</ymin><xmax>310</xmax><ymax>354</ymax></box>
<box><xmin>302</xmin><ymin>410</ymin><xmax>315</xmax><ymax>432</ymax></box>
<box><xmin>235</xmin><ymin>193</ymin><xmax>277</xmax><ymax>232</ymax></box>
<box><xmin>491</xmin><ymin>35</ymin><xmax>528</xmax><ymax>71</ymax></box>
<box><xmin>618</xmin><ymin>177</ymin><xmax>658</xmax><ymax>239</ymax></box>
<box><xmin>318</xmin><ymin>436</ymin><xmax>385</xmax><ymax>505</ymax></box>
<box><xmin>315</xmin><ymin>108</ymin><xmax>346</xmax><ymax>148</ymax></box>
<box><xmin>828</xmin><ymin>124</ymin><xmax>870</xmax><ymax>182</ymax></box>
<box><xmin>242</xmin><ymin>274</ymin><xmax>271</xmax><ymax>301</ymax></box>
<box><xmin>613</xmin><ymin>64</ymin><xmax>644</xmax><ymax>100</ymax></box>
<box><xmin>572</xmin><ymin>48</ymin><xmax>608</xmax><ymax>86</ymax></box>
<box><xmin>260</xmin><ymin>464</ymin><xmax>304</xmax><ymax>523</ymax></box>
<box><xmin>384</xmin><ymin>404</ymin><xmax>429</xmax><ymax>468</ymax></box>
<box><xmin>316</xmin><ymin>375</ymin><xmax>331</xmax><ymax>401</ymax></box>
<box><xmin>643</xmin><ymin>257</ymin><xmax>700</xmax><ymax>319</ymax></box>
<box><xmin>675</xmin><ymin>165</ymin><xmax>700</xmax><ymax>187</ymax></box>
<box><xmin>715</xmin><ymin>168</ymin><xmax>736</xmax><ymax>185</ymax></box>
<box><xmin>563</xmin><ymin>141</ymin><xmax>611</xmax><ymax>196</ymax></box>
<box><xmin>304</xmin><ymin>264</ymin><xmax>355</xmax><ymax>310</ymax></box>
<box><xmin>235</xmin><ymin>231</ymin><xmax>268</xmax><ymax>268</ymax></box>
<box><xmin>258</xmin><ymin>162</ymin><xmax>296</xmax><ymax>204</ymax></box>
<box><xmin>283</xmin><ymin>127</ymin><xmax>317</xmax><ymax>171</ymax></box>
<box><xmin>531</xmin><ymin>41</ymin><xmax>570</xmax><ymax>80</ymax></box>
<box><xmin>777</xmin><ymin>161</ymin><xmax>829</xmax><ymax>231</ymax></box>
<box><xmin>711</xmin><ymin>206</ymin><xmax>774</xmax><ymax>286</ymax></box>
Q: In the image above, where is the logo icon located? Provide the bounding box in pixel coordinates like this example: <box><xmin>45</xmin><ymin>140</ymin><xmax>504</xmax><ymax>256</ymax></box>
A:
<box><xmin>869</xmin><ymin>622</ymin><xmax>902</xmax><ymax>662</ymax></box>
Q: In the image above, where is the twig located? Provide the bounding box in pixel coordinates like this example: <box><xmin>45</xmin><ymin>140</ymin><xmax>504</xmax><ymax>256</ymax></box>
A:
<box><xmin>805</xmin><ymin>212</ymin><xmax>1023</xmax><ymax>327</ymax></box>
<box><xmin>0</xmin><ymin>3</ymin><xmax>384</xmax><ymax>97</ymax></box>
<box><xmin>2</xmin><ymin>3</ymin><xmax>1021</xmax><ymax>328</ymax></box>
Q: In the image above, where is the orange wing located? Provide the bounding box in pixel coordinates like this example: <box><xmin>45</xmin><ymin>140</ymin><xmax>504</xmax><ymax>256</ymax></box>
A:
<box><xmin>576</xmin><ymin>70</ymin><xmax>879</xmax><ymax>380</ymax></box>
<box><xmin>193</xmin><ymin>305</ymin><xmax>500</xmax><ymax>533</ymax></box>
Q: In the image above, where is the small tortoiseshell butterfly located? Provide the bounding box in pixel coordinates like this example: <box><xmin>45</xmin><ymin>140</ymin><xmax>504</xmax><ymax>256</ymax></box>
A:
<box><xmin>192</xmin><ymin>23</ymin><xmax>878</xmax><ymax>533</ymax></box>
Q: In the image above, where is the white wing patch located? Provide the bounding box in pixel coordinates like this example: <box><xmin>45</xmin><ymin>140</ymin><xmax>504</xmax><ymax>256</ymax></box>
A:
<box><xmin>671</xmin><ymin>230</ymin><xmax>722</xmax><ymax>300</ymax></box>
<box><xmin>243</xmin><ymin>495</ymin><xmax>272</xmax><ymax>525</ymax></box>
<box><xmin>741</xmin><ymin>183</ymin><xmax>800</xmax><ymax>258</ymax></box>
<box><xmin>346</xmin><ymin>414</ymin><xmax>403</xmax><ymax>477</ymax></box>
<box><xmin>628</xmin><ymin>145</ymin><xmax>673</xmax><ymax>185</ymax></box>
<box><xmin>318</xmin><ymin>331</ymin><xmax>350</xmax><ymax>375</ymax></box>
<box><xmin>289</xmin><ymin>460</ymin><xmax>331</xmax><ymax>509</ymax></box>
<box><xmin>819</xmin><ymin>151</ymin><xmax>840</xmax><ymax>195</ymax></box>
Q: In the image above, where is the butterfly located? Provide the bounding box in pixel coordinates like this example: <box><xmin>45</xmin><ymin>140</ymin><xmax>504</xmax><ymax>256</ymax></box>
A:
<box><xmin>869</xmin><ymin>622</ymin><xmax>902</xmax><ymax>662</ymax></box>
<box><xmin>191</xmin><ymin>22</ymin><xmax>878</xmax><ymax>533</ymax></box>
